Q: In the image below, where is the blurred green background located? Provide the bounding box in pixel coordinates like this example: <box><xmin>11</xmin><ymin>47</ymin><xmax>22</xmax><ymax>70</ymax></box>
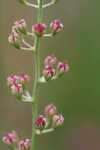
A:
<box><xmin>1</xmin><ymin>0</ymin><xmax>100</xmax><ymax>150</ymax></box>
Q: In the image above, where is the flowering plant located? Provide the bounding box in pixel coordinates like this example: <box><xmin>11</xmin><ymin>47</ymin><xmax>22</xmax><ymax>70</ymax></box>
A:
<box><xmin>2</xmin><ymin>0</ymin><xmax>69</xmax><ymax>150</ymax></box>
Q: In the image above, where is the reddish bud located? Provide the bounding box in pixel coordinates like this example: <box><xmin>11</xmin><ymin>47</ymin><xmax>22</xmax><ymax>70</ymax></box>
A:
<box><xmin>12</xmin><ymin>26</ymin><xmax>19</xmax><ymax>33</ymax></box>
<box><xmin>8</xmin><ymin>32</ymin><xmax>20</xmax><ymax>49</ymax></box>
<box><xmin>35</xmin><ymin>115</ymin><xmax>47</xmax><ymax>130</ymax></box>
<box><xmin>43</xmin><ymin>66</ymin><xmax>55</xmax><ymax>81</ymax></box>
<box><xmin>44</xmin><ymin>56</ymin><xmax>57</xmax><ymax>66</ymax></box>
<box><xmin>19</xmin><ymin>139</ymin><xmax>31</xmax><ymax>150</ymax></box>
<box><xmin>11</xmin><ymin>84</ymin><xmax>23</xmax><ymax>95</ymax></box>
<box><xmin>53</xmin><ymin>114</ymin><xmax>64</xmax><ymax>127</ymax></box>
<box><xmin>15</xmin><ymin>19</ymin><xmax>27</xmax><ymax>34</ymax></box>
<box><xmin>32</xmin><ymin>23</ymin><xmax>46</xmax><ymax>36</ymax></box>
<box><xmin>50</xmin><ymin>20</ymin><xmax>63</xmax><ymax>35</ymax></box>
<box><xmin>45</xmin><ymin>104</ymin><xmax>57</xmax><ymax>117</ymax></box>
<box><xmin>2</xmin><ymin>131</ymin><xmax>18</xmax><ymax>145</ymax></box>
<box><xmin>57</xmin><ymin>61</ymin><xmax>69</xmax><ymax>74</ymax></box>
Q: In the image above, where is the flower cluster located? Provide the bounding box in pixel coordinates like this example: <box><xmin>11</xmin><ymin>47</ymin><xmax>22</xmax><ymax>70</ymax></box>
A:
<box><xmin>8</xmin><ymin>19</ymin><xmax>63</xmax><ymax>50</ymax></box>
<box><xmin>7</xmin><ymin>73</ymin><xmax>30</xmax><ymax>101</ymax></box>
<box><xmin>35</xmin><ymin>104</ymin><xmax>64</xmax><ymax>132</ymax></box>
<box><xmin>42</xmin><ymin>55</ymin><xmax>69</xmax><ymax>81</ymax></box>
<box><xmin>8</xmin><ymin>19</ymin><xmax>27</xmax><ymax>49</ymax></box>
<box><xmin>2</xmin><ymin>131</ymin><xmax>31</xmax><ymax>150</ymax></box>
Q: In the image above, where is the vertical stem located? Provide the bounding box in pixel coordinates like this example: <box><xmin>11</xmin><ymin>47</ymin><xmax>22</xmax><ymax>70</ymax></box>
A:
<box><xmin>31</xmin><ymin>0</ymin><xmax>43</xmax><ymax>150</ymax></box>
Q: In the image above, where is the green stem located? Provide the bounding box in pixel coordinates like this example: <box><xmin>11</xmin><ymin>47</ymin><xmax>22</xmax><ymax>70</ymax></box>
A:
<box><xmin>31</xmin><ymin>0</ymin><xmax>43</xmax><ymax>150</ymax></box>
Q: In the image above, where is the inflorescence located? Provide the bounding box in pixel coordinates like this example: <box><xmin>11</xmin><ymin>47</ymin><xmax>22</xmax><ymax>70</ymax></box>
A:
<box><xmin>3</xmin><ymin>0</ymin><xmax>70</xmax><ymax>150</ymax></box>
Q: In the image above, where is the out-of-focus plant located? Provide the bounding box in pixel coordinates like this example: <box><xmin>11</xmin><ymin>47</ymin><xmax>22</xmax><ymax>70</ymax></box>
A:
<box><xmin>2</xmin><ymin>0</ymin><xmax>69</xmax><ymax>150</ymax></box>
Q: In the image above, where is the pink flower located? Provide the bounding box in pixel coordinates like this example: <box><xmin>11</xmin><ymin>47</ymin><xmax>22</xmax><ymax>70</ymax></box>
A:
<box><xmin>14</xmin><ymin>19</ymin><xmax>27</xmax><ymax>34</ymax></box>
<box><xmin>19</xmin><ymin>139</ymin><xmax>31</xmax><ymax>150</ymax></box>
<box><xmin>53</xmin><ymin>114</ymin><xmax>64</xmax><ymax>127</ymax></box>
<box><xmin>2</xmin><ymin>131</ymin><xmax>18</xmax><ymax>145</ymax></box>
<box><xmin>35</xmin><ymin>115</ymin><xmax>47</xmax><ymax>130</ymax></box>
<box><xmin>45</xmin><ymin>104</ymin><xmax>57</xmax><ymax>117</ymax></box>
<box><xmin>11</xmin><ymin>84</ymin><xmax>23</xmax><ymax>95</ymax></box>
<box><xmin>44</xmin><ymin>56</ymin><xmax>57</xmax><ymax>66</ymax></box>
<box><xmin>32</xmin><ymin>23</ymin><xmax>46</xmax><ymax>36</ymax></box>
<box><xmin>50</xmin><ymin>20</ymin><xmax>63</xmax><ymax>34</ymax></box>
<box><xmin>57</xmin><ymin>61</ymin><xmax>69</xmax><ymax>74</ymax></box>
<box><xmin>43</xmin><ymin>66</ymin><xmax>55</xmax><ymax>80</ymax></box>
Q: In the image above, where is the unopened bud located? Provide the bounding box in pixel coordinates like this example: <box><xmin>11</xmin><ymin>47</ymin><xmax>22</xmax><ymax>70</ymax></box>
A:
<box><xmin>44</xmin><ymin>56</ymin><xmax>57</xmax><ymax>66</ymax></box>
<box><xmin>15</xmin><ymin>19</ymin><xmax>27</xmax><ymax>34</ymax></box>
<box><xmin>45</xmin><ymin>104</ymin><xmax>57</xmax><ymax>117</ymax></box>
<box><xmin>2</xmin><ymin>131</ymin><xmax>18</xmax><ymax>145</ymax></box>
<box><xmin>57</xmin><ymin>61</ymin><xmax>69</xmax><ymax>75</ymax></box>
<box><xmin>35</xmin><ymin>115</ymin><xmax>47</xmax><ymax>130</ymax></box>
<box><xmin>53</xmin><ymin>114</ymin><xmax>64</xmax><ymax>127</ymax></box>
<box><xmin>19</xmin><ymin>139</ymin><xmax>31</xmax><ymax>150</ymax></box>
<box><xmin>43</xmin><ymin>66</ymin><xmax>55</xmax><ymax>81</ymax></box>
<box><xmin>50</xmin><ymin>20</ymin><xmax>63</xmax><ymax>35</ymax></box>
<box><xmin>8</xmin><ymin>32</ymin><xmax>20</xmax><ymax>49</ymax></box>
<box><xmin>32</xmin><ymin>23</ymin><xmax>46</xmax><ymax>36</ymax></box>
<box><xmin>11</xmin><ymin>84</ymin><xmax>23</xmax><ymax>95</ymax></box>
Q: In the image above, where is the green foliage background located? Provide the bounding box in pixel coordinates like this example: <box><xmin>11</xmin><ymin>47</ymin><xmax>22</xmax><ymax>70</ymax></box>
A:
<box><xmin>0</xmin><ymin>0</ymin><xmax>100</xmax><ymax>150</ymax></box>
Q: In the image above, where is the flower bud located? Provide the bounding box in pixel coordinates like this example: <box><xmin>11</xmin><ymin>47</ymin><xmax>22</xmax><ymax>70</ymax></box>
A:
<box><xmin>44</xmin><ymin>56</ymin><xmax>57</xmax><ymax>66</ymax></box>
<box><xmin>11</xmin><ymin>84</ymin><xmax>23</xmax><ymax>95</ymax></box>
<box><xmin>35</xmin><ymin>115</ymin><xmax>47</xmax><ymax>130</ymax></box>
<box><xmin>50</xmin><ymin>20</ymin><xmax>63</xmax><ymax>35</ymax></box>
<box><xmin>12</xmin><ymin>26</ymin><xmax>19</xmax><ymax>33</ymax></box>
<box><xmin>43</xmin><ymin>66</ymin><xmax>55</xmax><ymax>81</ymax></box>
<box><xmin>19</xmin><ymin>73</ymin><xmax>30</xmax><ymax>84</ymax></box>
<box><xmin>8</xmin><ymin>32</ymin><xmax>20</xmax><ymax>49</ymax></box>
<box><xmin>57</xmin><ymin>61</ymin><xmax>69</xmax><ymax>75</ymax></box>
<box><xmin>19</xmin><ymin>139</ymin><xmax>31</xmax><ymax>150</ymax></box>
<box><xmin>53</xmin><ymin>114</ymin><xmax>64</xmax><ymax>127</ymax></box>
<box><xmin>2</xmin><ymin>131</ymin><xmax>18</xmax><ymax>145</ymax></box>
<box><xmin>32</xmin><ymin>23</ymin><xmax>46</xmax><ymax>36</ymax></box>
<box><xmin>15</xmin><ymin>19</ymin><xmax>27</xmax><ymax>34</ymax></box>
<box><xmin>7</xmin><ymin>75</ymin><xmax>15</xmax><ymax>87</ymax></box>
<box><xmin>45</xmin><ymin>104</ymin><xmax>57</xmax><ymax>117</ymax></box>
<box><xmin>18</xmin><ymin>0</ymin><xmax>26</xmax><ymax>4</ymax></box>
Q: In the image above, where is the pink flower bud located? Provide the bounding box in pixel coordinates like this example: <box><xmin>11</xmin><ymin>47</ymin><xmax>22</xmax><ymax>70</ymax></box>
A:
<box><xmin>35</xmin><ymin>115</ymin><xmax>47</xmax><ymax>130</ymax></box>
<box><xmin>32</xmin><ymin>23</ymin><xmax>46</xmax><ymax>36</ymax></box>
<box><xmin>45</xmin><ymin>104</ymin><xmax>57</xmax><ymax>117</ymax></box>
<box><xmin>43</xmin><ymin>66</ymin><xmax>55</xmax><ymax>81</ymax></box>
<box><xmin>12</xmin><ymin>26</ymin><xmax>19</xmax><ymax>33</ymax></box>
<box><xmin>8</xmin><ymin>32</ymin><xmax>20</xmax><ymax>49</ymax></box>
<box><xmin>53</xmin><ymin>114</ymin><xmax>64</xmax><ymax>127</ymax></box>
<box><xmin>44</xmin><ymin>56</ymin><xmax>57</xmax><ymax>66</ymax></box>
<box><xmin>7</xmin><ymin>75</ymin><xmax>15</xmax><ymax>87</ymax></box>
<box><xmin>50</xmin><ymin>20</ymin><xmax>63</xmax><ymax>35</ymax></box>
<box><xmin>57</xmin><ymin>61</ymin><xmax>69</xmax><ymax>74</ymax></box>
<box><xmin>19</xmin><ymin>73</ymin><xmax>30</xmax><ymax>84</ymax></box>
<box><xmin>19</xmin><ymin>139</ymin><xmax>31</xmax><ymax>150</ymax></box>
<box><xmin>11</xmin><ymin>84</ymin><xmax>23</xmax><ymax>95</ymax></box>
<box><xmin>15</xmin><ymin>19</ymin><xmax>27</xmax><ymax>34</ymax></box>
<box><xmin>2</xmin><ymin>131</ymin><xmax>18</xmax><ymax>145</ymax></box>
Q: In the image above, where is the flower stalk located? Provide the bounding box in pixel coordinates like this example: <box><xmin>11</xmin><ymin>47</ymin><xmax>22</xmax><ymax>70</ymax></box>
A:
<box><xmin>31</xmin><ymin>1</ymin><xmax>43</xmax><ymax>150</ymax></box>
